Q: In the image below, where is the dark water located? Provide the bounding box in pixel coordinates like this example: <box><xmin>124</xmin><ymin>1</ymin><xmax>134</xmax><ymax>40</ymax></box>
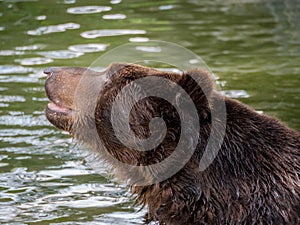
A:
<box><xmin>0</xmin><ymin>0</ymin><xmax>299</xmax><ymax>224</ymax></box>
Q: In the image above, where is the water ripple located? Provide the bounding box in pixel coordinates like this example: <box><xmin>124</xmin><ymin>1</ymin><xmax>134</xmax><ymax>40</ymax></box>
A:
<box><xmin>81</xmin><ymin>29</ymin><xmax>146</xmax><ymax>39</ymax></box>
<box><xmin>110</xmin><ymin>0</ymin><xmax>122</xmax><ymax>4</ymax></box>
<box><xmin>15</xmin><ymin>44</ymin><xmax>45</xmax><ymax>51</ymax></box>
<box><xmin>136</xmin><ymin>46</ymin><xmax>161</xmax><ymax>53</ymax></box>
<box><xmin>0</xmin><ymin>50</ymin><xmax>25</xmax><ymax>56</ymax></box>
<box><xmin>0</xmin><ymin>114</ymin><xmax>49</xmax><ymax>127</ymax></box>
<box><xmin>38</xmin><ymin>50</ymin><xmax>83</xmax><ymax>59</ymax></box>
<box><xmin>0</xmin><ymin>75</ymin><xmax>38</xmax><ymax>83</ymax></box>
<box><xmin>0</xmin><ymin>95</ymin><xmax>26</xmax><ymax>103</ymax></box>
<box><xmin>129</xmin><ymin>37</ymin><xmax>149</xmax><ymax>42</ymax></box>
<box><xmin>0</xmin><ymin>103</ymin><xmax>9</xmax><ymax>107</ymax></box>
<box><xmin>15</xmin><ymin>57</ymin><xmax>53</xmax><ymax>66</ymax></box>
<box><xmin>0</xmin><ymin>206</ymin><xmax>22</xmax><ymax>223</ymax></box>
<box><xmin>67</xmin><ymin>6</ymin><xmax>111</xmax><ymax>14</ymax></box>
<box><xmin>221</xmin><ymin>90</ymin><xmax>250</xmax><ymax>98</ymax></box>
<box><xmin>68</xmin><ymin>43</ymin><xmax>108</xmax><ymax>53</ymax></box>
<box><xmin>35</xmin><ymin>15</ymin><xmax>46</xmax><ymax>20</ymax></box>
<box><xmin>159</xmin><ymin>5</ymin><xmax>175</xmax><ymax>10</ymax></box>
<box><xmin>0</xmin><ymin>180</ymin><xmax>134</xmax><ymax>224</ymax></box>
<box><xmin>27</xmin><ymin>23</ymin><xmax>80</xmax><ymax>36</ymax></box>
<box><xmin>0</xmin><ymin>162</ymin><xmax>9</xmax><ymax>168</ymax></box>
<box><xmin>102</xmin><ymin>14</ymin><xmax>126</xmax><ymax>20</ymax></box>
<box><xmin>63</xmin><ymin>0</ymin><xmax>76</xmax><ymax>4</ymax></box>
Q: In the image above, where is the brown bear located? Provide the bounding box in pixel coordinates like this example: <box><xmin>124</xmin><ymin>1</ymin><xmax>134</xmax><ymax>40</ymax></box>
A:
<box><xmin>44</xmin><ymin>63</ymin><xmax>300</xmax><ymax>225</ymax></box>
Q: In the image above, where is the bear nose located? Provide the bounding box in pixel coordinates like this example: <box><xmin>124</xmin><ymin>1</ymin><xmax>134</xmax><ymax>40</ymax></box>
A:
<box><xmin>44</xmin><ymin>67</ymin><xmax>62</xmax><ymax>78</ymax></box>
<box><xmin>44</xmin><ymin>67</ymin><xmax>54</xmax><ymax>78</ymax></box>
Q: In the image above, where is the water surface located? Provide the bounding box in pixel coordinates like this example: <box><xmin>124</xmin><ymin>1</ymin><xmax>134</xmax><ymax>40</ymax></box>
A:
<box><xmin>0</xmin><ymin>0</ymin><xmax>299</xmax><ymax>224</ymax></box>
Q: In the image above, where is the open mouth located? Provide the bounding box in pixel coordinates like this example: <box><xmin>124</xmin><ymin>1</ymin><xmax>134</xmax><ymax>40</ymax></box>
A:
<box><xmin>45</xmin><ymin>100</ymin><xmax>74</xmax><ymax>132</ymax></box>
<box><xmin>44</xmin><ymin>65</ymin><xmax>108</xmax><ymax>132</ymax></box>
<box><xmin>47</xmin><ymin>101</ymin><xmax>72</xmax><ymax>114</ymax></box>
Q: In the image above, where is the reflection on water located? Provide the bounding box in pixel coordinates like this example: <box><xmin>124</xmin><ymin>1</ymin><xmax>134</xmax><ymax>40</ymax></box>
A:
<box><xmin>129</xmin><ymin>37</ymin><xmax>150</xmax><ymax>42</ymax></box>
<box><xmin>220</xmin><ymin>90</ymin><xmax>250</xmax><ymax>99</ymax></box>
<box><xmin>102</xmin><ymin>14</ymin><xmax>127</xmax><ymax>20</ymax></box>
<box><xmin>0</xmin><ymin>65</ymin><xmax>33</xmax><ymax>74</ymax></box>
<box><xmin>68</xmin><ymin>44</ymin><xmax>108</xmax><ymax>53</ymax></box>
<box><xmin>27</xmin><ymin>23</ymin><xmax>80</xmax><ymax>36</ymax></box>
<box><xmin>135</xmin><ymin>46</ymin><xmax>162</xmax><ymax>53</ymax></box>
<box><xmin>15</xmin><ymin>57</ymin><xmax>53</xmax><ymax>66</ymax></box>
<box><xmin>67</xmin><ymin>6</ymin><xmax>112</xmax><ymax>15</ymax></box>
<box><xmin>80</xmin><ymin>29</ymin><xmax>147</xmax><ymax>39</ymax></box>
<box><xmin>0</xmin><ymin>0</ymin><xmax>299</xmax><ymax>224</ymax></box>
<box><xmin>38</xmin><ymin>50</ymin><xmax>83</xmax><ymax>59</ymax></box>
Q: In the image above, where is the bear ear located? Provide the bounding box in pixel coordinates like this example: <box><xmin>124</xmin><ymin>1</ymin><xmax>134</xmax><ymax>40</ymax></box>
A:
<box><xmin>105</xmin><ymin>63</ymin><xmax>129</xmax><ymax>78</ymax></box>
<box><xmin>176</xmin><ymin>69</ymin><xmax>215</xmax><ymax>121</ymax></box>
<box><xmin>179</xmin><ymin>68</ymin><xmax>215</xmax><ymax>102</ymax></box>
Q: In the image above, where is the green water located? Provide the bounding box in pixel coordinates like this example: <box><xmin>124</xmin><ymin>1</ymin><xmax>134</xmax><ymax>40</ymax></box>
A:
<box><xmin>0</xmin><ymin>0</ymin><xmax>299</xmax><ymax>224</ymax></box>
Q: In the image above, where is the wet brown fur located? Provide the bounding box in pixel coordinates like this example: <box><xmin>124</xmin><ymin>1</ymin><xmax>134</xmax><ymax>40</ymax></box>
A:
<box><xmin>45</xmin><ymin>63</ymin><xmax>300</xmax><ymax>225</ymax></box>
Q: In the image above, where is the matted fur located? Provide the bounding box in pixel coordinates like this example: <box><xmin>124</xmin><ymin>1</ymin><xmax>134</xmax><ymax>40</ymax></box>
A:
<box><xmin>45</xmin><ymin>63</ymin><xmax>300</xmax><ymax>225</ymax></box>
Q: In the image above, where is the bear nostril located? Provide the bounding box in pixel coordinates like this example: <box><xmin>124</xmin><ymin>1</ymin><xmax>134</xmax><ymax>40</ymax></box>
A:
<box><xmin>44</xmin><ymin>67</ymin><xmax>54</xmax><ymax>78</ymax></box>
